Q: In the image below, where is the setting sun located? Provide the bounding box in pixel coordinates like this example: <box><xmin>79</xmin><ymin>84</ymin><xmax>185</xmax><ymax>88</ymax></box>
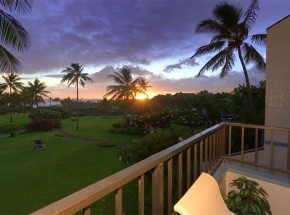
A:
<box><xmin>135</xmin><ymin>93</ymin><xmax>147</xmax><ymax>100</ymax></box>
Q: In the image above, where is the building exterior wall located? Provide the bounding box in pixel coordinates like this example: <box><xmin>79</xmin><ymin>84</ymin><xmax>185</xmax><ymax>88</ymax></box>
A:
<box><xmin>265</xmin><ymin>16</ymin><xmax>290</xmax><ymax>132</ymax></box>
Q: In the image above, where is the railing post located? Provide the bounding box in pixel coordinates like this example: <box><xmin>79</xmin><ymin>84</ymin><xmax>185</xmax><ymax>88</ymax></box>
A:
<box><xmin>270</xmin><ymin>130</ymin><xmax>274</xmax><ymax>167</ymax></box>
<box><xmin>138</xmin><ymin>175</ymin><xmax>144</xmax><ymax>215</ymax></box>
<box><xmin>186</xmin><ymin>148</ymin><xmax>191</xmax><ymax>190</ymax></box>
<box><xmin>288</xmin><ymin>131</ymin><xmax>290</xmax><ymax>171</ymax></box>
<box><xmin>255</xmin><ymin>128</ymin><xmax>258</xmax><ymax>163</ymax></box>
<box><xmin>152</xmin><ymin>163</ymin><xmax>164</xmax><ymax>215</ymax></box>
<box><xmin>167</xmin><ymin>159</ymin><xmax>173</xmax><ymax>215</ymax></box>
<box><xmin>241</xmin><ymin>126</ymin><xmax>244</xmax><ymax>161</ymax></box>
<box><xmin>82</xmin><ymin>206</ymin><xmax>91</xmax><ymax>215</ymax></box>
<box><xmin>199</xmin><ymin>141</ymin><xmax>203</xmax><ymax>173</ymax></box>
<box><xmin>115</xmin><ymin>188</ymin><xmax>122</xmax><ymax>215</ymax></box>
<box><xmin>178</xmin><ymin>153</ymin><xmax>183</xmax><ymax>199</ymax></box>
<box><xmin>228</xmin><ymin>125</ymin><xmax>232</xmax><ymax>157</ymax></box>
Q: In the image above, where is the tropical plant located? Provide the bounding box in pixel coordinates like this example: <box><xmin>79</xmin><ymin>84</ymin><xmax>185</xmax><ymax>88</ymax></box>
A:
<box><xmin>1</xmin><ymin>73</ymin><xmax>23</xmax><ymax>122</ymax></box>
<box><xmin>137</xmin><ymin>77</ymin><xmax>152</xmax><ymax>98</ymax></box>
<box><xmin>104</xmin><ymin>66</ymin><xmax>142</xmax><ymax>101</ymax></box>
<box><xmin>191</xmin><ymin>0</ymin><xmax>266</xmax><ymax>114</ymax></box>
<box><xmin>26</xmin><ymin>78</ymin><xmax>51</xmax><ymax>110</ymax></box>
<box><xmin>225</xmin><ymin>176</ymin><xmax>272</xmax><ymax>215</ymax></box>
<box><xmin>0</xmin><ymin>0</ymin><xmax>32</xmax><ymax>73</ymax></box>
<box><xmin>61</xmin><ymin>63</ymin><xmax>93</xmax><ymax>130</ymax></box>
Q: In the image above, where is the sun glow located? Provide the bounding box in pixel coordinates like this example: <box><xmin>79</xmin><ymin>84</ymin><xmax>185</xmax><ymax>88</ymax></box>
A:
<box><xmin>135</xmin><ymin>93</ymin><xmax>148</xmax><ymax>100</ymax></box>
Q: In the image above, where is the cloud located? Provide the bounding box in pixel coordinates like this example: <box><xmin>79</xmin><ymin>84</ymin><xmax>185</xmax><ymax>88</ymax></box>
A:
<box><xmin>164</xmin><ymin>58</ymin><xmax>199</xmax><ymax>72</ymax></box>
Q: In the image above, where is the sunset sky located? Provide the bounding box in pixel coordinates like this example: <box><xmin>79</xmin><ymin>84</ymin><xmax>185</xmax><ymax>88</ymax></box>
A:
<box><xmin>2</xmin><ymin>0</ymin><xmax>290</xmax><ymax>99</ymax></box>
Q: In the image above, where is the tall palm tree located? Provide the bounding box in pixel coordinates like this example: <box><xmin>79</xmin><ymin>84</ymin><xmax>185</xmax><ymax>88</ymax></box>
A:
<box><xmin>105</xmin><ymin>66</ymin><xmax>142</xmax><ymax>100</ymax></box>
<box><xmin>191</xmin><ymin>0</ymin><xmax>266</xmax><ymax>114</ymax></box>
<box><xmin>0</xmin><ymin>0</ymin><xmax>32</xmax><ymax>73</ymax></box>
<box><xmin>27</xmin><ymin>78</ymin><xmax>51</xmax><ymax>110</ymax></box>
<box><xmin>137</xmin><ymin>78</ymin><xmax>152</xmax><ymax>99</ymax></box>
<box><xmin>2</xmin><ymin>73</ymin><xmax>23</xmax><ymax>122</ymax></box>
<box><xmin>61</xmin><ymin>63</ymin><xmax>93</xmax><ymax>130</ymax></box>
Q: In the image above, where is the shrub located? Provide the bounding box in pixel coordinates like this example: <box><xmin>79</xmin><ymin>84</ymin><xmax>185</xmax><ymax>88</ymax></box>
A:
<box><xmin>119</xmin><ymin>124</ymin><xmax>193</xmax><ymax>165</ymax></box>
<box><xmin>27</xmin><ymin>119</ymin><xmax>62</xmax><ymax>132</ymax></box>
<box><xmin>0</xmin><ymin>124</ymin><xmax>22</xmax><ymax>133</ymax></box>
<box><xmin>28</xmin><ymin>109</ymin><xmax>62</xmax><ymax>120</ymax></box>
<box><xmin>50</xmin><ymin>107</ymin><xmax>72</xmax><ymax>119</ymax></box>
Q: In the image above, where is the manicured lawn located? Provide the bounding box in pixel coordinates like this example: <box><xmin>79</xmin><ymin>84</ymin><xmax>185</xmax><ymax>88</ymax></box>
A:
<box><xmin>0</xmin><ymin>114</ymin><xmax>143</xmax><ymax>214</ymax></box>
<box><xmin>63</xmin><ymin>115</ymin><xmax>143</xmax><ymax>144</ymax></box>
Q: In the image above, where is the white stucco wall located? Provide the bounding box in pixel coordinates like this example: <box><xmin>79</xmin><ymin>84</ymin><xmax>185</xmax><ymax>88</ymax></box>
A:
<box><xmin>265</xmin><ymin>15</ymin><xmax>290</xmax><ymax>132</ymax></box>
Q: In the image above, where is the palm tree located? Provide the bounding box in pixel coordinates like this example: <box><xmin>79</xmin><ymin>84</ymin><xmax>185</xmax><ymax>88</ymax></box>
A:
<box><xmin>0</xmin><ymin>0</ymin><xmax>32</xmax><ymax>73</ymax></box>
<box><xmin>191</xmin><ymin>0</ymin><xmax>266</xmax><ymax>114</ymax></box>
<box><xmin>2</xmin><ymin>73</ymin><xmax>23</xmax><ymax>122</ymax></box>
<box><xmin>104</xmin><ymin>66</ymin><xmax>142</xmax><ymax>100</ymax></box>
<box><xmin>137</xmin><ymin>78</ymin><xmax>152</xmax><ymax>99</ymax></box>
<box><xmin>61</xmin><ymin>63</ymin><xmax>93</xmax><ymax>130</ymax></box>
<box><xmin>27</xmin><ymin>79</ymin><xmax>51</xmax><ymax>110</ymax></box>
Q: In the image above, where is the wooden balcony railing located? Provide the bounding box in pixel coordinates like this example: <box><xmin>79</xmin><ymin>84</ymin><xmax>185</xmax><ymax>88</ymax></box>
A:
<box><xmin>31</xmin><ymin>122</ymin><xmax>290</xmax><ymax>215</ymax></box>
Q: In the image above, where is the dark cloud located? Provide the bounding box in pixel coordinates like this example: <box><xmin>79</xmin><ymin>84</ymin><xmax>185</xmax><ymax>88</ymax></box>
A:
<box><xmin>164</xmin><ymin>58</ymin><xmax>199</xmax><ymax>72</ymax></box>
<box><xmin>4</xmin><ymin>0</ymin><xmax>288</xmax><ymax>98</ymax></box>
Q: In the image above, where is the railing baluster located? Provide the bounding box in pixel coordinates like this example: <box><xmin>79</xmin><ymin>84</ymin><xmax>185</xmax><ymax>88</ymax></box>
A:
<box><xmin>205</xmin><ymin>137</ymin><xmax>208</xmax><ymax>172</ymax></box>
<box><xmin>228</xmin><ymin>125</ymin><xmax>232</xmax><ymax>157</ymax></box>
<box><xmin>167</xmin><ymin>159</ymin><xmax>173</xmax><ymax>215</ymax></box>
<box><xmin>222</xmin><ymin>126</ymin><xmax>226</xmax><ymax>156</ymax></box>
<box><xmin>152</xmin><ymin>163</ymin><xmax>164</xmax><ymax>214</ymax></box>
<box><xmin>241</xmin><ymin>126</ymin><xmax>245</xmax><ymax>161</ymax></box>
<box><xmin>194</xmin><ymin>144</ymin><xmax>198</xmax><ymax>181</ymax></box>
<box><xmin>186</xmin><ymin>147</ymin><xmax>191</xmax><ymax>190</ymax></box>
<box><xmin>209</xmin><ymin>135</ymin><xmax>212</xmax><ymax>172</ymax></box>
<box><xmin>288</xmin><ymin>131</ymin><xmax>290</xmax><ymax>171</ymax></box>
<box><xmin>199</xmin><ymin>141</ymin><xmax>203</xmax><ymax>173</ymax></box>
<box><xmin>255</xmin><ymin>128</ymin><xmax>258</xmax><ymax>163</ymax></box>
<box><xmin>270</xmin><ymin>130</ymin><xmax>274</xmax><ymax>167</ymax></box>
<box><xmin>82</xmin><ymin>206</ymin><xmax>91</xmax><ymax>215</ymax></box>
<box><xmin>138</xmin><ymin>175</ymin><xmax>144</xmax><ymax>215</ymax></box>
<box><xmin>213</xmin><ymin>133</ymin><xmax>216</xmax><ymax>167</ymax></box>
<box><xmin>178</xmin><ymin>153</ymin><xmax>183</xmax><ymax>199</ymax></box>
<box><xmin>115</xmin><ymin>188</ymin><xmax>122</xmax><ymax>215</ymax></box>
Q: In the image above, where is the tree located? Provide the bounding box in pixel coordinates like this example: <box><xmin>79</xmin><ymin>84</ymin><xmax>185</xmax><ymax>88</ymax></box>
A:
<box><xmin>2</xmin><ymin>73</ymin><xmax>23</xmax><ymax>122</ymax></box>
<box><xmin>191</xmin><ymin>0</ymin><xmax>266</xmax><ymax>114</ymax></box>
<box><xmin>104</xmin><ymin>66</ymin><xmax>142</xmax><ymax>100</ymax></box>
<box><xmin>0</xmin><ymin>0</ymin><xmax>32</xmax><ymax>73</ymax></box>
<box><xmin>137</xmin><ymin>78</ymin><xmax>152</xmax><ymax>98</ymax></box>
<box><xmin>27</xmin><ymin>78</ymin><xmax>51</xmax><ymax>110</ymax></box>
<box><xmin>61</xmin><ymin>63</ymin><xmax>93</xmax><ymax>130</ymax></box>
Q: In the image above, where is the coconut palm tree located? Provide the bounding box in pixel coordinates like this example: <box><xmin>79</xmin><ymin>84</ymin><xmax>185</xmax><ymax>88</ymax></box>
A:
<box><xmin>191</xmin><ymin>0</ymin><xmax>266</xmax><ymax>114</ymax></box>
<box><xmin>137</xmin><ymin>78</ymin><xmax>152</xmax><ymax>99</ymax></box>
<box><xmin>27</xmin><ymin>78</ymin><xmax>51</xmax><ymax>110</ymax></box>
<box><xmin>0</xmin><ymin>0</ymin><xmax>32</xmax><ymax>73</ymax></box>
<box><xmin>105</xmin><ymin>66</ymin><xmax>142</xmax><ymax>100</ymax></box>
<box><xmin>61</xmin><ymin>63</ymin><xmax>93</xmax><ymax>130</ymax></box>
<box><xmin>2</xmin><ymin>73</ymin><xmax>23</xmax><ymax>122</ymax></box>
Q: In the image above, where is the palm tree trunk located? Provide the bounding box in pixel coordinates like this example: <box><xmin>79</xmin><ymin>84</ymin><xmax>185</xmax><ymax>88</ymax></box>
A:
<box><xmin>237</xmin><ymin>46</ymin><xmax>256</xmax><ymax>115</ymax></box>
<box><xmin>76</xmin><ymin>81</ymin><xmax>79</xmax><ymax>130</ymax></box>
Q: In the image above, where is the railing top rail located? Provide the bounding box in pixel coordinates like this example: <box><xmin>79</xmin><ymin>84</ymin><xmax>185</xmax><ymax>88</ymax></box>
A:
<box><xmin>226</xmin><ymin>122</ymin><xmax>290</xmax><ymax>132</ymax></box>
<box><xmin>31</xmin><ymin>123</ymin><xmax>226</xmax><ymax>215</ymax></box>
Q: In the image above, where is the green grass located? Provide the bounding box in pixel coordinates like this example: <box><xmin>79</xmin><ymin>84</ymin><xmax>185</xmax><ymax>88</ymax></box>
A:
<box><xmin>0</xmin><ymin>114</ymin><xmax>143</xmax><ymax>214</ymax></box>
<box><xmin>63</xmin><ymin>115</ymin><xmax>143</xmax><ymax>144</ymax></box>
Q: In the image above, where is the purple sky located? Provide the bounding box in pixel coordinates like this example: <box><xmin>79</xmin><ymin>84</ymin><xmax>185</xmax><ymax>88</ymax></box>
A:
<box><xmin>5</xmin><ymin>0</ymin><xmax>290</xmax><ymax>99</ymax></box>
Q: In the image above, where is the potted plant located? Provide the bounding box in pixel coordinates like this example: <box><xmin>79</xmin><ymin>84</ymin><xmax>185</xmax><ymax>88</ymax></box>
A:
<box><xmin>225</xmin><ymin>176</ymin><xmax>272</xmax><ymax>215</ymax></box>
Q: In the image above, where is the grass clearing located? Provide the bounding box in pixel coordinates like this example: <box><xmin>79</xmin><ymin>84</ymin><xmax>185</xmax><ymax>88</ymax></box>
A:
<box><xmin>0</xmin><ymin>114</ymin><xmax>143</xmax><ymax>214</ymax></box>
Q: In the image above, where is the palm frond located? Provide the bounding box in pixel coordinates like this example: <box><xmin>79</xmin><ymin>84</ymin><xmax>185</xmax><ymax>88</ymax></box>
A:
<box><xmin>196</xmin><ymin>19</ymin><xmax>229</xmax><ymax>35</ymax></box>
<box><xmin>191</xmin><ymin>41</ymin><xmax>225</xmax><ymax>59</ymax></box>
<box><xmin>0</xmin><ymin>45</ymin><xmax>20</xmax><ymax>72</ymax></box>
<box><xmin>213</xmin><ymin>2</ymin><xmax>242</xmax><ymax>29</ymax></box>
<box><xmin>0</xmin><ymin>10</ymin><xmax>30</xmax><ymax>50</ymax></box>
<box><xmin>250</xmin><ymin>34</ymin><xmax>266</xmax><ymax>46</ymax></box>
<box><xmin>243</xmin><ymin>0</ymin><xmax>259</xmax><ymax>29</ymax></box>
<box><xmin>242</xmin><ymin>43</ymin><xmax>265</xmax><ymax>70</ymax></box>
<box><xmin>0</xmin><ymin>0</ymin><xmax>32</xmax><ymax>14</ymax></box>
<box><xmin>220</xmin><ymin>49</ymin><xmax>235</xmax><ymax>78</ymax></box>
